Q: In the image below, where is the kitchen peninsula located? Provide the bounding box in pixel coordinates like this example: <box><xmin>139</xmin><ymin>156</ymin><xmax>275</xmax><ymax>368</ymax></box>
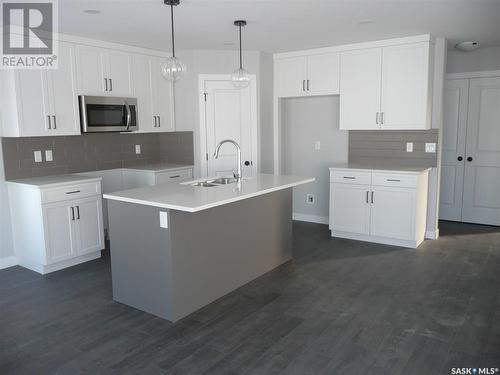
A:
<box><xmin>104</xmin><ymin>174</ymin><xmax>314</xmax><ymax>322</ymax></box>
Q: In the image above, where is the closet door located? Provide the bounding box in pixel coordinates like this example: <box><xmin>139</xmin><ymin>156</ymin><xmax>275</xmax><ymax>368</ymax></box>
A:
<box><xmin>439</xmin><ymin>79</ymin><xmax>468</xmax><ymax>221</ymax></box>
<box><xmin>462</xmin><ymin>77</ymin><xmax>500</xmax><ymax>226</ymax></box>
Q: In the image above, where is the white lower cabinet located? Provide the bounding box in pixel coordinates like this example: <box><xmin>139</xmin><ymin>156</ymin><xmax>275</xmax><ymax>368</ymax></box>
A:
<box><xmin>8</xmin><ymin>179</ymin><xmax>104</xmax><ymax>274</ymax></box>
<box><xmin>329</xmin><ymin>168</ymin><xmax>429</xmax><ymax>248</ymax></box>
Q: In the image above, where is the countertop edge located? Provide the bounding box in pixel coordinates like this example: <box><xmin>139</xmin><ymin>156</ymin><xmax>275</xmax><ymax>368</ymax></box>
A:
<box><xmin>5</xmin><ymin>176</ymin><xmax>103</xmax><ymax>188</ymax></box>
<box><xmin>329</xmin><ymin>166</ymin><xmax>432</xmax><ymax>174</ymax></box>
<box><xmin>103</xmin><ymin>177</ymin><xmax>315</xmax><ymax>212</ymax></box>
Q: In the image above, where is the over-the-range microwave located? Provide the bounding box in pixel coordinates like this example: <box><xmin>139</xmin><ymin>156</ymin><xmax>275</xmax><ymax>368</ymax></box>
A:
<box><xmin>79</xmin><ymin>95</ymin><xmax>138</xmax><ymax>133</ymax></box>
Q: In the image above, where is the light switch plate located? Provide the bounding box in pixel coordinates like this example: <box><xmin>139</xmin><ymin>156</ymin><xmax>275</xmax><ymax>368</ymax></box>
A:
<box><xmin>425</xmin><ymin>142</ymin><xmax>437</xmax><ymax>153</ymax></box>
<box><xmin>135</xmin><ymin>145</ymin><xmax>141</xmax><ymax>154</ymax></box>
<box><xmin>159</xmin><ymin>211</ymin><xmax>168</xmax><ymax>229</ymax></box>
<box><xmin>406</xmin><ymin>142</ymin><xmax>414</xmax><ymax>153</ymax></box>
<box><xmin>45</xmin><ymin>150</ymin><xmax>53</xmax><ymax>161</ymax></box>
<box><xmin>314</xmin><ymin>141</ymin><xmax>321</xmax><ymax>151</ymax></box>
<box><xmin>34</xmin><ymin>151</ymin><xmax>42</xmax><ymax>163</ymax></box>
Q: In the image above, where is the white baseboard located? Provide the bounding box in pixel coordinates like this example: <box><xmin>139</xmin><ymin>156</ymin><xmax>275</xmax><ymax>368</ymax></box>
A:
<box><xmin>292</xmin><ymin>213</ymin><xmax>329</xmax><ymax>225</ymax></box>
<box><xmin>425</xmin><ymin>229</ymin><xmax>439</xmax><ymax>240</ymax></box>
<box><xmin>0</xmin><ymin>256</ymin><xmax>18</xmax><ymax>270</ymax></box>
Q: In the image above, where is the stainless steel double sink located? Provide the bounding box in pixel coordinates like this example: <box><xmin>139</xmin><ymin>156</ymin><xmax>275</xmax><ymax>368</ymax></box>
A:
<box><xmin>191</xmin><ymin>177</ymin><xmax>239</xmax><ymax>187</ymax></box>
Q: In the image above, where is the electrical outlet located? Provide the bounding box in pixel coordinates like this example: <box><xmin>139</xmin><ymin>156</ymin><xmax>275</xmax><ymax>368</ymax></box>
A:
<box><xmin>34</xmin><ymin>151</ymin><xmax>42</xmax><ymax>163</ymax></box>
<box><xmin>425</xmin><ymin>142</ymin><xmax>437</xmax><ymax>153</ymax></box>
<box><xmin>406</xmin><ymin>142</ymin><xmax>414</xmax><ymax>153</ymax></box>
<box><xmin>135</xmin><ymin>145</ymin><xmax>141</xmax><ymax>154</ymax></box>
<box><xmin>159</xmin><ymin>211</ymin><xmax>168</xmax><ymax>228</ymax></box>
<box><xmin>306</xmin><ymin>194</ymin><xmax>315</xmax><ymax>204</ymax></box>
<box><xmin>45</xmin><ymin>150</ymin><xmax>53</xmax><ymax>162</ymax></box>
<box><xmin>314</xmin><ymin>141</ymin><xmax>321</xmax><ymax>151</ymax></box>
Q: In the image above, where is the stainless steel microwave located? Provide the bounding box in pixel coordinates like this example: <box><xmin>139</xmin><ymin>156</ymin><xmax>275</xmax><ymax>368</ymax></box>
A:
<box><xmin>79</xmin><ymin>96</ymin><xmax>138</xmax><ymax>133</ymax></box>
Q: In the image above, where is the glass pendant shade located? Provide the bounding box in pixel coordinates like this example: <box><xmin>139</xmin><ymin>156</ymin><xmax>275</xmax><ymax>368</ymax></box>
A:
<box><xmin>231</xmin><ymin>20</ymin><xmax>249</xmax><ymax>89</ymax></box>
<box><xmin>231</xmin><ymin>67</ymin><xmax>250</xmax><ymax>89</ymax></box>
<box><xmin>162</xmin><ymin>0</ymin><xmax>186</xmax><ymax>82</ymax></box>
<box><xmin>161</xmin><ymin>56</ymin><xmax>187</xmax><ymax>81</ymax></box>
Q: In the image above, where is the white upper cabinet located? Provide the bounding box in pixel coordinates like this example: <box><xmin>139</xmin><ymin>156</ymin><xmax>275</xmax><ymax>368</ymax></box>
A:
<box><xmin>380</xmin><ymin>42</ymin><xmax>431</xmax><ymax>129</ymax></box>
<box><xmin>275</xmin><ymin>56</ymin><xmax>308</xmax><ymax>98</ymax></box>
<box><xmin>306</xmin><ymin>53</ymin><xmax>340</xmax><ymax>96</ymax></box>
<box><xmin>339</xmin><ymin>48</ymin><xmax>382</xmax><ymax>130</ymax></box>
<box><xmin>339</xmin><ymin>41</ymin><xmax>431</xmax><ymax>130</ymax></box>
<box><xmin>132</xmin><ymin>55</ymin><xmax>174</xmax><ymax>133</ymax></box>
<box><xmin>0</xmin><ymin>41</ymin><xmax>80</xmax><ymax>137</ymax></box>
<box><xmin>275</xmin><ymin>52</ymin><xmax>340</xmax><ymax>98</ymax></box>
<box><xmin>76</xmin><ymin>45</ymin><xmax>132</xmax><ymax>96</ymax></box>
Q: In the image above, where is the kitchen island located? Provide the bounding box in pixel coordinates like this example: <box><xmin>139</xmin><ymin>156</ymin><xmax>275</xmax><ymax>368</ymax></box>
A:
<box><xmin>104</xmin><ymin>174</ymin><xmax>314</xmax><ymax>322</ymax></box>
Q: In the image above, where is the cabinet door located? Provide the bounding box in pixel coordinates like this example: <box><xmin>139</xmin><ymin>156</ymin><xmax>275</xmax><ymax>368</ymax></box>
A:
<box><xmin>132</xmin><ymin>55</ymin><xmax>155</xmax><ymax>132</ymax></box>
<box><xmin>74</xmin><ymin>196</ymin><xmax>104</xmax><ymax>255</ymax></box>
<box><xmin>439</xmin><ymin>79</ymin><xmax>468</xmax><ymax>221</ymax></box>
<box><xmin>76</xmin><ymin>45</ymin><xmax>106</xmax><ymax>94</ymax></box>
<box><xmin>106</xmin><ymin>50</ymin><xmax>133</xmax><ymax>96</ymax></box>
<box><xmin>339</xmin><ymin>48</ymin><xmax>382</xmax><ymax>130</ymax></box>
<box><xmin>275</xmin><ymin>57</ymin><xmax>307</xmax><ymax>98</ymax></box>
<box><xmin>47</xmin><ymin>42</ymin><xmax>80</xmax><ymax>135</ymax></box>
<box><xmin>151</xmin><ymin>57</ymin><xmax>175</xmax><ymax>132</ymax></box>
<box><xmin>380</xmin><ymin>42</ymin><xmax>430</xmax><ymax>129</ymax></box>
<box><xmin>16</xmin><ymin>70</ymin><xmax>51</xmax><ymax>136</ymax></box>
<box><xmin>330</xmin><ymin>183</ymin><xmax>371</xmax><ymax>234</ymax></box>
<box><xmin>307</xmin><ymin>53</ymin><xmax>340</xmax><ymax>96</ymax></box>
<box><xmin>370</xmin><ymin>187</ymin><xmax>416</xmax><ymax>240</ymax></box>
<box><xmin>43</xmin><ymin>201</ymin><xmax>77</xmax><ymax>264</ymax></box>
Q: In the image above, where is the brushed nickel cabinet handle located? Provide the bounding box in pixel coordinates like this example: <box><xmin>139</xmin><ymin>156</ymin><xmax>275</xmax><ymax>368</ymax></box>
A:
<box><xmin>307</xmin><ymin>79</ymin><xmax>310</xmax><ymax>91</ymax></box>
<box><xmin>47</xmin><ymin>115</ymin><xmax>51</xmax><ymax>129</ymax></box>
<box><xmin>52</xmin><ymin>115</ymin><xmax>56</xmax><ymax>129</ymax></box>
<box><xmin>65</xmin><ymin>190</ymin><xmax>81</xmax><ymax>194</ymax></box>
<box><xmin>169</xmin><ymin>175</ymin><xmax>180</xmax><ymax>178</ymax></box>
<box><xmin>76</xmin><ymin>206</ymin><xmax>80</xmax><ymax>220</ymax></box>
<box><xmin>157</xmin><ymin>116</ymin><xmax>160</xmax><ymax>127</ymax></box>
<box><xmin>380</xmin><ymin>112</ymin><xmax>385</xmax><ymax>124</ymax></box>
<box><xmin>105</xmin><ymin>78</ymin><xmax>108</xmax><ymax>91</ymax></box>
<box><xmin>366</xmin><ymin>191</ymin><xmax>369</xmax><ymax>203</ymax></box>
<box><xmin>387</xmin><ymin>179</ymin><xmax>400</xmax><ymax>182</ymax></box>
<box><xmin>71</xmin><ymin>207</ymin><xmax>75</xmax><ymax>221</ymax></box>
<box><xmin>371</xmin><ymin>191</ymin><xmax>374</xmax><ymax>204</ymax></box>
<box><xmin>109</xmin><ymin>78</ymin><xmax>113</xmax><ymax>91</ymax></box>
<box><xmin>302</xmin><ymin>80</ymin><xmax>305</xmax><ymax>91</ymax></box>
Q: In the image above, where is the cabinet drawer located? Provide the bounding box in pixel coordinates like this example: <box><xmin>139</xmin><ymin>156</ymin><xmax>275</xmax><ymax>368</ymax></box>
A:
<box><xmin>330</xmin><ymin>170</ymin><xmax>371</xmax><ymax>185</ymax></box>
<box><xmin>155</xmin><ymin>168</ymin><xmax>193</xmax><ymax>184</ymax></box>
<box><xmin>372</xmin><ymin>172</ymin><xmax>417</xmax><ymax>188</ymax></box>
<box><xmin>41</xmin><ymin>182</ymin><xmax>101</xmax><ymax>204</ymax></box>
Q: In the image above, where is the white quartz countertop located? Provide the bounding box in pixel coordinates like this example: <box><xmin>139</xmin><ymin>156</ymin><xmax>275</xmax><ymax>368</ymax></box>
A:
<box><xmin>103</xmin><ymin>174</ymin><xmax>315</xmax><ymax>212</ymax></box>
<box><xmin>329</xmin><ymin>162</ymin><xmax>432</xmax><ymax>174</ymax></box>
<box><xmin>121</xmin><ymin>163</ymin><xmax>193</xmax><ymax>173</ymax></box>
<box><xmin>6</xmin><ymin>174</ymin><xmax>102</xmax><ymax>188</ymax></box>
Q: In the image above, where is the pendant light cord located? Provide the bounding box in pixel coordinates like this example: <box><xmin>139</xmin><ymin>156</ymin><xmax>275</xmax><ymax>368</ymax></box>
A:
<box><xmin>239</xmin><ymin>23</ymin><xmax>242</xmax><ymax>69</ymax></box>
<box><xmin>170</xmin><ymin>3</ymin><xmax>175</xmax><ymax>57</ymax></box>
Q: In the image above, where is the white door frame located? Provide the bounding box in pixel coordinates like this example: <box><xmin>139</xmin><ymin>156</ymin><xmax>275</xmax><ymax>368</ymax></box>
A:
<box><xmin>198</xmin><ymin>74</ymin><xmax>258</xmax><ymax>178</ymax></box>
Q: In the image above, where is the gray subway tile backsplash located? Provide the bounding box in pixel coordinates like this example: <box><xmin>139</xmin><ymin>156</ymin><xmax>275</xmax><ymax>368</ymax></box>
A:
<box><xmin>348</xmin><ymin>129</ymin><xmax>439</xmax><ymax>167</ymax></box>
<box><xmin>1</xmin><ymin>132</ymin><xmax>194</xmax><ymax>180</ymax></box>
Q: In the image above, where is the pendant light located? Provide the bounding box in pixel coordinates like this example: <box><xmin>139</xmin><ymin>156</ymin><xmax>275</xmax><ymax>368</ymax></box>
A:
<box><xmin>231</xmin><ymin>20</ymin><xmax>250</xmax><ymax>89</ymax></box>
<box><xmin>161</xmin><ymin>0</ymin><xmax>186</xmax><ymax>81</ymax></box>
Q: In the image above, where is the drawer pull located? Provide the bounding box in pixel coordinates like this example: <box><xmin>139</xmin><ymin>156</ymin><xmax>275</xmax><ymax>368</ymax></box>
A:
<box><xmin>169</xmin><ymin>175</ymin><xmax>181</xmax><ymax>178</ymax></box>
<box><xmin>386</xmin><ymin>179</ymin><xmax>401</xmax><ymax>182</ymax></box>
<box><xmin>371</xmin><ymin>191</ymin><xmax>374</xmax><ymax>204</ymax></box>
<box><xmin>65</xmin><ymin>190</ymin><xmax>81</xmax><ymax>194</ymax></box>
<box><xmin>343</xmin><ymin>176</ymin><xmax>356</xmax><ymax>179</ymax></box>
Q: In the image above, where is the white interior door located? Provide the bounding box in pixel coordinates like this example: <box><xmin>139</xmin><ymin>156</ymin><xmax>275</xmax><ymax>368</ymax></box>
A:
<box><xmin>202</xmin><ymin>76</ymin><xmax>257</xmax><ymax>178</ymax></box>
<box><xmin>462</xmin><ymin>77</ymin><xmax>500</xmax><ymax>226</ymax></box>
<box><xmin>439</xmin><ymin>79</ymin><xmax>469</xmax><ymax>221</ymax></box>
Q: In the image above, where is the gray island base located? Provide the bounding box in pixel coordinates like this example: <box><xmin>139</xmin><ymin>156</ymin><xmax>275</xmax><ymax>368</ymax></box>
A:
<box><xmin>108</xmin><ymin>189</ymin><xmax>292</xmax><ymax>322</ymax></box>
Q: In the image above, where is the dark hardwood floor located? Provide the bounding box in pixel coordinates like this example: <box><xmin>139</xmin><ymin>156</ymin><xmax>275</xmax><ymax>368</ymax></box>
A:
<box><xmin>1</xmin><ymin>221</ymin><xmax>499</xmax><ymax>375</ymax></box>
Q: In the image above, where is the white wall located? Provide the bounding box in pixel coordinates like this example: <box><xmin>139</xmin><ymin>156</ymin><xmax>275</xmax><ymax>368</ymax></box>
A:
<box><xmin>281</xmin><ymin>96</ymin><xmax>348</xmax><ymax>223</ymax></box>
<box><xmin>173</xmin><ymin>49</ymin><xmax>274</xmax><ymax>177</ymax></box>
<box><xmin>447</xmin><ymin>46</ymin><xmax>500</xmax><ymax>73</ymax></box>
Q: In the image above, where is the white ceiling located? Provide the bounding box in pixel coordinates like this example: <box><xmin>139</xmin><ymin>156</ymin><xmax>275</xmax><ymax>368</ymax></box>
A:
<box><xmin>60</xmin><ymin>0</ymin><xmax>500</xmax><ymax>53</ymax></box>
